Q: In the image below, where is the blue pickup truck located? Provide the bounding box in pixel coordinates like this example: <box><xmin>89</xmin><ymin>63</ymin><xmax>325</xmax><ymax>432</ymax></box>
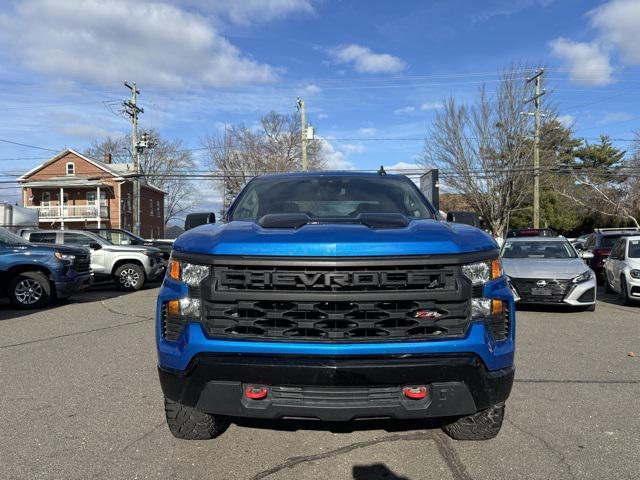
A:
<box><xmin>0</xmin><ymin>227</ymin><xmax>92</xmax><ymax>308</ymax></box>
<box><xmin>156</xmin><ymin>172</ymin><xmax>515</xmax><ymax>441</ymax></box>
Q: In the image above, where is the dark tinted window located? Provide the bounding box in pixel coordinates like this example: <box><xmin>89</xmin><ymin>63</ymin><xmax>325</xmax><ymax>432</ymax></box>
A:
<box><xmin>600</xmin><ymin>234</ymin><xmax>636</xmax><ymax>248</ymax></box>
<box><xmin>64</xmin><ymin>233</ymin><xmax>94</xmax><ymax>248</ymax></box>
<box><xmin>230</xmin><ymin>176</ymin><xmax>434</xmax><ymax>221</ymax></box>
<box><xmin>628</xmin><ymin>239</ymin><xmax>640</xmax><ymax>258</ymax></box>
<box><xmin>502</xmin><ymin>240</ymin><xmax>577</xmax><ymax>259</ymax></box>
<box><xmin>29</xmin><ymin>232</ymin><xmax>57</xmax><ymax>243</ymax></box>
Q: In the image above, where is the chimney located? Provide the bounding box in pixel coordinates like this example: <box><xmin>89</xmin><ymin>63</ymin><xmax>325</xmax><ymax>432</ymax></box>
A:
<box><xmin>104</xmin><ymin>153</ymin><xmax>112</xmax><ymax>164</ymax></box>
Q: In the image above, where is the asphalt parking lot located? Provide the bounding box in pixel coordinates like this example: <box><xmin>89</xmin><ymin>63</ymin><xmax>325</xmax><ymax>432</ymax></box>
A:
<box><xmin>1</xmin><ymin>285</ymin><xmax>638</xmax><ymax>480</ymax></box>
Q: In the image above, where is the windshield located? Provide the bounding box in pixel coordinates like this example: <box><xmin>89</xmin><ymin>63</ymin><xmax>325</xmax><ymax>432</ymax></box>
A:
<box><xmin>601</xmin><ymin>234</ymin><xmax>636</xmax><ymax>248</ymax></box>
<box><xmin>0</xmin><ymin>227</ymin><xmax>30</xmax><ymax>246</ymax></box>
<box><xmin>502</xmin><ymin>240</ymin><xmax>577</xmax><ymax>259</ymax></box>
<box><xmin>229</xmin><ymin>175</ymin><xmax>434</xmax><ymax>222</ymax></box>
<box><xmin>629</xmin><ymin>239</ymin><xmax>640</xmax><ymax>258</ymax></box>
<box><xmin>94</xmin><ymin>229</ymin><xmax>143</xmax><ymax>246</ymax></box>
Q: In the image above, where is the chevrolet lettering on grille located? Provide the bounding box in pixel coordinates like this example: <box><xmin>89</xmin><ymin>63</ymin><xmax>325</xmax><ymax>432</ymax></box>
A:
<box><xmin>215</xmin><ymin>270</ymin><xmax>446</xmax><ymax>290</ymax></box>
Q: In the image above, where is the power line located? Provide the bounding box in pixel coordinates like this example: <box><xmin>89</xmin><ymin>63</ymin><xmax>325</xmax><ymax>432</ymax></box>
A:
<box><xmin>0</xmin><ymin>138</ymin><xmax>58</xmax><ymax>152</ymax></box>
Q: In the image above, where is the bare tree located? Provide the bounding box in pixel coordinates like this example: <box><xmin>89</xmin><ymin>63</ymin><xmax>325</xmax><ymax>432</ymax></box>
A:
<box><xmin>203</xmin><ymin>111</ymin><xmax>325</xmax><ymax>209</ymax></box>
<box><xmin>421</xmin><ymin>66</ymin><xmax>538</xmax><ymax>237</ymax></box>
<box><xmin>86</xmin><ymin>130</ymin><xmax>197</xmax><ymax>225</ymax></box>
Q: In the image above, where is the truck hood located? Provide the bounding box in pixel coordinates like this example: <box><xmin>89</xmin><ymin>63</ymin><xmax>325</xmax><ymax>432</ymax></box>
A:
<box><xmin>102</xmin><ymin>244</ymin><xmax>161</xmax><ymax>254</ymax></box>
<box><xmin>173</xmin><ymin>220</ymin><xmax>497</xmax><ymax>257</ymax></box>
<box><xmin>502</xmin><ymin>257</ymin><xmax>590</xmax><ymax>280</ymax></box>
<box><xmin>30</xmin><ymin>243</ymin><xmax>89</xmax><ymax>255</ymax></box>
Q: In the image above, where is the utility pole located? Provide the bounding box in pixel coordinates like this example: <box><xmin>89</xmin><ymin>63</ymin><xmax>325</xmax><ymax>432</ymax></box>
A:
<box><xmin>123</xmin><ymin>81</ymin><xmax>144</xmax><ymax>236</ymax></box>
<box><xmin>525</xmin><ymin>68</ymin><xmax>545</xmax><ymax>229</ymax></box>
<box><xmin>297</xmin><ymin>97</ymin><xmax>308</xmax><ymax>171</ymax></box>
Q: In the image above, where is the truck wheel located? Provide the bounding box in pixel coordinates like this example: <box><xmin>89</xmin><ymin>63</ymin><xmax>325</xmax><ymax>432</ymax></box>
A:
<box><xmin>114</xmin><ymin>263</ymin><xmax>145</xmax><ymax>291</ymax></box>
<box><xmin>164</xmin><ymin>397</ymin><xmax>230</xmax><ymax>440</ymax></box>
<box><xmin>8</xmin><ymin>271</ymin><xmax>52</xmax><ymax>309</ymax></box>
<box><xmin>442</xmin><ymin>403</ymin><xmax>505</xmax><ymax>441</ymax></box>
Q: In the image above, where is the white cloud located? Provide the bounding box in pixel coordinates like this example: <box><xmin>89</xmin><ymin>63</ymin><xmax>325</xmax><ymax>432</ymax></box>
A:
<box><xmin>550</xmin><ymin>38</ymin><xmax>613</xmax><ymax>86</ymax></box>
<box><xmin>319</xmin><ymin>139</ymin><xmax>354</xmax><ymax>170</ymax></box>
<box><xmin>304</xmin><ymin>83</ymin><xmax>321</xmax><ymax>95</ymax></box>
<box><xmin>54</xmin><ymin>124</ymin><xmax>123</xmax><ymax>140</ymax></box>
<box><xmin>556</xmin><ymin>114</ymin><xmax>575</xmax><ymax>128</ymax></box>
<box><xmin>420</xmin><ymin>102</ymin><xmax>443</xmax><ymax>111</ymax></box>
<box><xmin>394</xmin><ymin>106</ymin><xmax>416</xmax><ymax>115</ymax></box>
<box><xmin>317</xmin><ymin>113</ymin><xmax>329</xmax><ymax>120</ymax></box>
<box><xmin>385</xmin><ymin>161</ymin><xmax>421</xmax><ymax>172</ymax></box>
<box><xmin>358</xmin><ymin>127</ymin><xmax>377</xmax><ymax>136</ymax></box>
<box><xmin>0</xmin><ymin>0</ymin><xmax>277</xmax><ymax>87</ymax></box>
<box><xmin>590</xmin><ymin>0</ymin><xmax>640</xmax><ymax>64</ymax></box>
<box><xmin>596</xmin><ymin>111</ymin><xmax>634</xmax><ymax>125</ymax></box>
<box><xmin>196</xmin><ymin>0</ymin><xmax>315</xmax><ymax>25</ymax></box>
<box><xmin>342</xmin><ymin>143</ymin><xmax>367</xmax><ymax>154</ymax></box>
<box><xmin>331</xmin><ymin>44</ymin><xmax>406</xmax><ymax>74</ymax></box>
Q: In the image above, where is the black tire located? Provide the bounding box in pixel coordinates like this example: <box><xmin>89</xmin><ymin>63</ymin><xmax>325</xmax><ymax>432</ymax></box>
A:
<box><xmin>442</xmin><ymin>403</ymin><xmax>505</xmax><ymax>441</ymax></box>
<box><xmin>114</xmin><ymin>263</ymin><xmax>145</xmax><ymax>291</ymax></box>
<box><xmin>620</xmin><ymin>277</ymin><xmax>631</xmax><ymax>306</ymax></box>
<box><xmin>8</xmin><ymin>271</ymin><xmax>52</xmax><ymax>309</ymax></box>
<box><xmin>164</xmin><ymin>397</ymin><xmax>230</xmax><ymax>440</ymax></box>
<box><xmin>596</xmin><ymin>274</ymin><xmax>604</xmax><ymax>286</ymax></box>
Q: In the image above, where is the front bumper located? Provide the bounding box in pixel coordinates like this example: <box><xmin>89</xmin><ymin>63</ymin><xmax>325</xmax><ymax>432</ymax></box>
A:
<box><xmin>159</xmin><ymin>353</ymin><xmax>514</xmax><ymax>421</ymax></box>
<box><xmin>623</xmin><ymin>272</ymin><xmax>640</xmax><ymax>301</ymax></box>
<box><xmin>510</xmin><ymin>277</ymin><xmax>596</xmax><ymax>306</ymax></box>
<box><xmin>55</xmin><ymin>272</ymin><xmax>92</xmax><ymax>298</ymax></box>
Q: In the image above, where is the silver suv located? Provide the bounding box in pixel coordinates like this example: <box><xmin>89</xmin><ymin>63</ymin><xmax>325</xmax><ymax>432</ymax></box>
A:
<box><xmin>22</xmin><ymin>229</ymin><xmax>165</xmax><ymax>291</ymax></box>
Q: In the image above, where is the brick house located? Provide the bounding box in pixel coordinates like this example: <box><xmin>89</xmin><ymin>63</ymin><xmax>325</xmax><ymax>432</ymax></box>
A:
<box><xmin>17</xmin><ymin>149</ymin><xmax>165</xmax><ymax>238</ymax></box>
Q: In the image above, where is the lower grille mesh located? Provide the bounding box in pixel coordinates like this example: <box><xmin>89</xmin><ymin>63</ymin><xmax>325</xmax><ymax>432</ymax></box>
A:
<box><xmin>203</xmin><ymin>299</ymin><xmax>469</xmax><ymax>341</ymax></box>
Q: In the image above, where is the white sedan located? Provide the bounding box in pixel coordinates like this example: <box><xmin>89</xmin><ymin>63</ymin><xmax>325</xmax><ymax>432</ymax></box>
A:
<box><xmin>604</xmin><ymin>235</ymin><xmax>640</xmax><ymax>305</ymax></box>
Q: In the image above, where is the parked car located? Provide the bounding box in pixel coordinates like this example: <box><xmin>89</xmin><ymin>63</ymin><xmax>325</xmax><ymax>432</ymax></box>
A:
<box><xmin>579</xmin><ymin>228</ymin><xmax>640</xmax><ymax>284</ymax></box>
<box><xmin>506</xmin><ymin>228</ymin><xmax>557</xmax><ymax>238</ymax></box>
<box><xmin>21</xmin><ymin>229</ymin><xmax>165</xmax><ymax>291</ymax></box>
<box><xmin>603</xmin><ymin>236</ymin><xmax>640</xmax><ymax>305</ymax></box>
<box><xmin>0</xmin><ymin>227</ymin><xmax>91</xmax><ymax>308</ymax></box>
<box><xmin>571</xmin><ymin>234</ymin><xmax>590</xmax><ymax>251</ymax></box>
<box><xmin>85</xmin><ymin>228</ymin><xmax>173</xmax><ymax>260</ymax></box>
<box><xmin>501</xmin><ymin>236</ymin><xmax>596</xmax><ymax>311</ymax></box>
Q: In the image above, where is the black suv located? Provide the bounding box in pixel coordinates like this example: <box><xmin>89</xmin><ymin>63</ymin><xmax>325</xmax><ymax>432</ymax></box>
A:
<box><xmin>580</xmin><ymin>228</ymin><xmax>640</xmax><ymax>283</ymax></box>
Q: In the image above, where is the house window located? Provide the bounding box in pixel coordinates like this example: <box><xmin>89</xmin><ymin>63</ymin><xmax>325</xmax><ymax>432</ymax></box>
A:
<box><xmin>150</xmin><ymin>198</ymin><xmax>154</xmax><ymax>216</ymax></box>
<box><xmin>155</xmin><ymin>200</ymin><xmax>161</xmax><ymax>218</ymax></box>
<box><xmin>66</xmin><ymin>162</ymin><xmax>75</xmax><ymax>175</ymax></box>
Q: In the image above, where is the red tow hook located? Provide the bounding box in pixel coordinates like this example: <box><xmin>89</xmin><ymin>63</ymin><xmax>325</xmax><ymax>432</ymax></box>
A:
<box><xmin>403</xmin><ymin>386</ymin><xmax>428</xmax><ymax>400</ymax></box>
<box><xmin>245</xmin><ymin>385</ymin><xmax>269</xmax><ymax>400</ymax></box>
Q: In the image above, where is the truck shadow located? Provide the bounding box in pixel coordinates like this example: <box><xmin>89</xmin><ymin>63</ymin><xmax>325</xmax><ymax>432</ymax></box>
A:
<box><xmin>0</xmin><ymin>281</ymin><xmax>162</xmax><ymax>321</ymax></box>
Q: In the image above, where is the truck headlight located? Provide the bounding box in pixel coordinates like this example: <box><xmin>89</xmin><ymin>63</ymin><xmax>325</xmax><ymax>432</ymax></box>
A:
<box><xmin>167</xmin><ymin>258</ymin><xmax>209</xmax><ymax>286</ymax></box>
<box><xmin>630</xmin><ymin>269</ymin><xmax>640</xmax><ymax>279</ymax></box>
<box><xmin>462</xmin><ymin>259</ymin><xmax>502</xmax><ymax>285</ymax></box>
<box><xmin>572</xmin><ymin>270</ymin><xmax>593</xmax><ymax>284</ymax></box>
<box><xmin>54</xmin><ymin>251</ymin><xmax>75</xmax><ymax>264</ymax></box>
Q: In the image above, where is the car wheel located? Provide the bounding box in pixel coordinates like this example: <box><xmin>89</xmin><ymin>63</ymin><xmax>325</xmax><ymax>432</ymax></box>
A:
<box><xmin>442</xmin><ymin>403</ymin><xmax>505</xmax><ymax>441</ymax></box>
<box><xmin>620</xmin><ymin>277</ymin><xmax>631</xmax><ymax>306</ymax></box>
<box><xmin>8</xmin><ymin>271</ymin><xmax>52</xmax><ymax>309</ymax></box>
<box><xmin>164</xmin><ymin>397</ymin><xmax>230</xmax><ymax>440</ymax></box>
<box><xmin>114</xmin><ymin>263</ymin><xmax>145</xmax><ymax>291</ymax></box>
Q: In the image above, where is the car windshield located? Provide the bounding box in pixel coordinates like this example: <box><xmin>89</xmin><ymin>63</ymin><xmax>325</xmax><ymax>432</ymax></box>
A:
<box><xmin>0</xmin><ymin>227</ymin><xmax>30</xmax><ymax>246</ymax></box>
<box><xmin>94</xmin><ymin>230</ymin><xmax>143</xmax><ymax>246</ymax></box>
<box><xmin>502</xmin><ymin>240</ymin><xmax>577</xmax><ymax>259</ymax></box>
<box><xmin>628</xmin><ymin>239</ymin><xmax>640</xmax><ymax>258</ymax></box>
<box><xmin>229</xmin><ymin>175</ymin><xmax>434</xmax><ymax>221</ymax></box>
<box><xmin>601</xmin><ymin>234</ymin><xmax>637</xmax><ymax>248</ymax></box>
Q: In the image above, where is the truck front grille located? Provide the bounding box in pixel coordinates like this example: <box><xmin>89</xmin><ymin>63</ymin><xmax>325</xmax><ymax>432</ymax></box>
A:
<box><xmin>203</xmin><ymin>298</ymin><xmax>469</xmax><ymax>341</ymax></box>
<box><xmin>74</xmin><ymin>253</ymin><xmax>91</xmax><ymax>273</ymax></box>
<box><xmin>199</xmin><ymin>258</ymin><xmax>473</xmax><ymax>342</ymax></box>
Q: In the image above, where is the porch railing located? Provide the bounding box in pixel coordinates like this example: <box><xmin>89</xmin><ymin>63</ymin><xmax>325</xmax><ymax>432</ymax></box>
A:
<box><xmin>28</xmin><ymin>205</ymin><xmax>108</xmax><ymax>219</ymax></box>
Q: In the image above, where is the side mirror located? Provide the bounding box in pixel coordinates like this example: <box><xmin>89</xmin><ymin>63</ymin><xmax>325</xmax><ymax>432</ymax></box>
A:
<box><xmin>89</xmin><ymin>242</ymin><xmax>102</xmax><ymax>250</ymax></box>
<box><xmin>580</xmin><ymin>251</ymin><xmax>594</xmax><ymax>259</ymax></box>
<box><xmin>184</xmin><ymin>212</ymin><xmax>216</xmax><ymax>231</ymax></box>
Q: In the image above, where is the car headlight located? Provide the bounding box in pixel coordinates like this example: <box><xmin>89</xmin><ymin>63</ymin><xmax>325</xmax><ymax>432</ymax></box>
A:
<box><xmin>167</xmin><ymin>258</ymin><xmax>210</xmax><ymax>287</ymax></box>
<box><xmin>630</xmin><ymin>269</ymin><xmax>640</xmax><ymax>279</ymax></box>
<box><xmin>572</xmin><ymin>270</ymin><xmax>593</xmax><ymax>284</ymax></box>
<box><xmin>462</xmin><ymin>259</ymin><xmax>502</xmax><ymax>285</ymax></box>
<box><xmin>54</xmin><ymin>251</ymin><xmax>75</xmax><ymax>264</ymax></box>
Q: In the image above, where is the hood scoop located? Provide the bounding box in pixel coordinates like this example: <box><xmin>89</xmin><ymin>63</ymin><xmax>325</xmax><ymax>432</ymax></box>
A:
<box><xmin>257</xmin><ymin>213</ymin><xmax>410</xmax><ymax>230</ymax></box>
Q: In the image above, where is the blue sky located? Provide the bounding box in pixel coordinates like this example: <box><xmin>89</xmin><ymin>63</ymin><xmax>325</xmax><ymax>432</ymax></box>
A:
<box><xmin>1</xmin><ymin>0</ymin><xmax>639</xmax><ymax>207</ymax></box>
